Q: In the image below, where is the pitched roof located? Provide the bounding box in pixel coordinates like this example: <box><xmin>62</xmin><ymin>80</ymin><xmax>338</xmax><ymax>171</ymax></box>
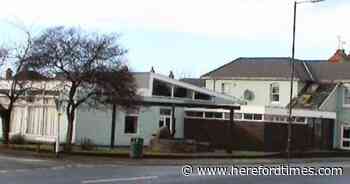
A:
<box><xmin>179</xmin><ymin>78</ymin><xmax>205</xmax><ymax>87</ymax></box>
<box><xmin>201</xmin><ymin>57</ymin><xmax>313</xmax><ymax>81</ymax></box>
<box><xmin>308</xmin><ymin>62</ymin><xmax>350</xmax><ymax>82</ymax></box>
<box><xmin>13</xmin><ymin>70</ymin><xmax>49</xmax><ymax>81</ymax></box>
<box><xmin>289</xmin><ymin>83</ymin><xmax>337</xmax><ymax>109</ymax></box>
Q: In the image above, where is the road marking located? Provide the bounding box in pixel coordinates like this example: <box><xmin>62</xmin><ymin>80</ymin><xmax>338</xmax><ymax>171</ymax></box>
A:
<box><xmin>0</xmin><ymin>170</ymin><xmax>8</xmax><ymax>174</ymax></box>
<box><xmin>81</xmin><ymin>176</ymin><xmax>159</xmax><ymax>184</ymax></box>
<box><xmin>0</xmin><ymin>156</ymin><xmax>46</xmax><ymax>162</ymax></box>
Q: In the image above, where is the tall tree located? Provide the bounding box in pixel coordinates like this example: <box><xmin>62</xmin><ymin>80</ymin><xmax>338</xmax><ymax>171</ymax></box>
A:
<box><xmin>0</xmin><ymin>32</ymin><xmax>37</xmax><ymax>144</ymax></box>
<box><xmin>28</xmin><ymin>27</ymin><xmax>138</xmax><ymax>149</ymax></box>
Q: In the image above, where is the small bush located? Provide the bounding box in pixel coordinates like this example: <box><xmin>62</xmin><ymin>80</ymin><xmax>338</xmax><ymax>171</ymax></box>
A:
<box><xmin>10</xmin><ymin>134</ymin><xmax>26</xmax><ymax>145</ymax></box>
<box><xmin>80</xmin><ymin>138</ymin><xmax>96</xmax><ymax>151</ymax></box>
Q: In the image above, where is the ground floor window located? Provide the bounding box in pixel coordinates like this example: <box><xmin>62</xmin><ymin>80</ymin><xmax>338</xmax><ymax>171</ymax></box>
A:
<box><xmin>124</xmin><ymin>115</ymin><xmax>138</xmax><ymax>134</ymax></box>
<box><xmin>341</xmin><ymin>125</ymin><xmax>350</xmax><ymax>149</ymax></box>
<box><xmin>24</xmin><ymin>106</ymin><xmax>57</xmax><ymax>136</ymax></box>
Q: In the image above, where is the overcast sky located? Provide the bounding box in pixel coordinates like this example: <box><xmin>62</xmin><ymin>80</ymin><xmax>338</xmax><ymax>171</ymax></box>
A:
<box><xmin>0</xmin><ymin>0</ymin><xmax>349</xmax><ymax>77</ymax></box>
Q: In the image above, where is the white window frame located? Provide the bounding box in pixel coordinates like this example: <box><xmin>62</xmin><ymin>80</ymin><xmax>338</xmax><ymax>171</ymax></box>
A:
<box><xmin>221</xmin><ymin>82</ymin><xmax>232</xmax><ymax>95</ymax></box>
<box><xmin>270</xmin><ymin>83</ymin><xmax>280</xmax><ymax>104</ymax></box>
<box><xmin>242</xmin><ymin>113</ymin><xmax>264</xmax><ymax>122</ymax></box>
<box><xmin>159</xmin><ymin>108</ymin><xmax>173</xmax><ymax>131</ymax></box>
<box><xmin>343</xmin><ymin>86</ymin><xmax>350</xmax><ymax>108</ymax></box>
<box><xmin>341</xmin><ymin>124</ymin><xmax>350</xmax><ymax>150</ymax></box>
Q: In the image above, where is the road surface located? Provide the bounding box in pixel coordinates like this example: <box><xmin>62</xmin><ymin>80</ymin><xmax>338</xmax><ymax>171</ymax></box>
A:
<box><xmin>0</xmin><ymin>153</ymin><xmax>350</xmax><ymax>184</ymax></box>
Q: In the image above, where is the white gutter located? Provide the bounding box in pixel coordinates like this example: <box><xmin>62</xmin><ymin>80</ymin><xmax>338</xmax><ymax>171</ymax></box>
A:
<box><xmin>302</xmin><ymin>62</ymin><xmax>315</xmax><ymax>81</ymax></box>
<box><xmin>150</xmin><ymin>73</ymin><xmax>244</xmax><ymax>104</ymax></box>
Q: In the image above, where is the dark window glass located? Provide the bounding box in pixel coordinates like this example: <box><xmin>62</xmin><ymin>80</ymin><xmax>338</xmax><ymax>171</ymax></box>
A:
<box><xmin>244</xmin><ymin>113</ymin><xmax>253</xmax><ymax>120</ymax></box>
<box><xmin>195</xmin><ymin>92</ymin><xmax>211</xmax><ymax>100</ymax></box>
<box><xmin>343</xmin><ymin>127</ymin><xmax>350</xmax><ymax>139</ymax></box>
<box><xmin>185</xmin><ymin>111</ymin><xmax>204</xmax><ymax>118</ymax></box>
<box><xmin>152</xmin><ymin>79</ymin><xmax>171</xmax><ymax>97</ymax></box>
<box><xmin>253</xmin><ymin>114</ymin><xmax>262</xmax><ymax>120</ymax></box>
<box><xmin>124</xmin><ymin>116</ymin><xmax>138</xmax><ymax>134</ymax></box>
<box><xmin>213</xmin><ymin>112</ymin><xmax>223</xmax><ymax>119</ymax></box>
<box><xmin>174</xmin><ymin>86</ymin><xmax>190</xmax><ymax>98</ymax></box>
<box><xmin>205</xmin><ymin>112</ymin><xmax>214</xmax><ymax>118</ymax></box>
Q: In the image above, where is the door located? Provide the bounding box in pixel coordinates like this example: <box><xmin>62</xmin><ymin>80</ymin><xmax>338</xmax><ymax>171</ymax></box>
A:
<box><xmin>159</xmin><ymin>108</ymin><xmax>172</xmax><ymax>132</ymax></box>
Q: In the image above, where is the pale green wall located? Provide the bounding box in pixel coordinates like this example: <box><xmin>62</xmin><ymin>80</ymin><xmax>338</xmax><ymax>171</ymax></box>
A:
<box><xmin>333</xmin><ymin>85</ymin><xmax>350</xmax><ymax>149</ymax></box>
<box><xmin>205</xmin><ymin>79</ymin><xmax>300</xmax><ymax>107</ymax></box>
<box><xmin>75</xmin><ymin>106</ymin><xmax>185</xmax><ymax>146</ymax></box>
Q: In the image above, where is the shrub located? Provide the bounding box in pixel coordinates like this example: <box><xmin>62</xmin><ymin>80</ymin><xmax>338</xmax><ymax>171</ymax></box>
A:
<box><xmin>80</xmin><ymin>138</ymin><xmax>96</xmax><ymax>151</ymax></box>
<box><xmin>10</xmin><ymin>134</ymin><xmax>26</xmax><ymax>145</ymax></box>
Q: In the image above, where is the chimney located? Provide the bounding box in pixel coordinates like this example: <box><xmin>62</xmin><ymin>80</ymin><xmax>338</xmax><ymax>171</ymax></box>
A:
<box><xmin>150</xmin><ymin>66</ymin><xmax>155</xmax><ymax>73</ymax></box>
<box><xmin>169</xmin><ymin>71</ymin><xmax>174</xmax><ymax>79</ymax></box>
<box><xmin>328</xmin><ymin>49</ymin><xmax>349</xmax><ymax>64</ymax></box>
<box><xmin>5</xmin><ymin>68</ymin><xmax>12</xmax><ymax>80</ymax></box>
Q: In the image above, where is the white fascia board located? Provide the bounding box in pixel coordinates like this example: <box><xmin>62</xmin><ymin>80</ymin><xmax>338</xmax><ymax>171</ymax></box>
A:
<box><xmin>319</xmin><ymin>83</ymin><xmax>339</xmax><ymax>110</ymax></box>
<box><xmin>150</xmin><ymin>73</ymin><xmax>240</xmax><ymax>102</ymax></box>
<box><xmin>184</xmin><ymin>105</ymin><xmax>336</xmax><ymax>119</ymax></box>
<box><xmin>265</xmin><ymin>107</ymin><xmax>336</xmax><ymax>119</ymax></box>
<box><xmin>200</xmin><ymin>76</ymin><xmax>301</xmax><ymax>81</ymax></box>
<box><xmin>142</xmin><ymin>96</ymin><xmax>240</xmax><ymax>107</ymax></box>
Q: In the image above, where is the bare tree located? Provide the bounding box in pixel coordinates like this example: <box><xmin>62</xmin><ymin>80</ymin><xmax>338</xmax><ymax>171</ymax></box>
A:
<box><xmin>0</xmin><ymin>32</ymin><xmax>37</xmax><ymax>144</ymax></box>
<box><xmin>28</xmin><ymin>27</ymin><xmax>138</xmax><ymax>149</ymax></box>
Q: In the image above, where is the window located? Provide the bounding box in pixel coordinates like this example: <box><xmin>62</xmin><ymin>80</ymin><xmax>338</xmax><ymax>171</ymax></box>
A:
<box><xmin>174</xmin><ymin>86</ymin><xmax>192</xmax><ymax>98</ymax></box>
<box><xmin>344</xmin><ymin>87</ymin><xmax>350</xmax><ymax>107</ymax></box>
<box><xmin>185</xmin><ymin>111</ymin><xmax>204</xmax><ymax>118</ymax></box>
<box><xmin>253</xmin><ymin>114</ymin><xmax>263</xmax><ymax>120</ymax></box>
<box><xmin>124</xmin><ymin>116</ymin><xmax>138</xmax><ymax>134</ymax></box>
<box><xmin>205</xmin><ymin>112</ymin><xmax>223</xmax><ymax>119</ymax></box>
<box><xmin>275</xmin><ymin>115</ymin><xmax>287</xmax><ymax>122</ymax></box>
<box><xmin>194</xmin><ymin>92</ymin><xmax>211</xmax><ymax>101</ymax></box>
<box><xmin>264</xmin><ymin>114</ymin><xmax>274</xmax><ymax>121</ymax></box>
<box><xmin>243</xmin><ymin>113</ymin><xmax>262</xmax><ymax>121</ymax></box>
<box><xmin>221</xmin><ymin>83</ymin><xmax>232</xmax><ymax>94</ymax></box>
<box><xmin>243</xmin><ymin>113</ymin><xmax>253</xmax><ymax>120</ymax></box>
<box><xmin>341</xmin><ymin>125</ymin><xmax>350</xmax><ymax>150</ymax></box>
<box><xmin>270</xmin><ymin>83</ymin><xmax>280</xmax><ymax>103</ymax></box>
<box><xmin>159</xmin><ymin>108</ymin><xmax>172</xmax><ymax>131</ymax></box>
<box><xmin>295</xmin><ymin>117</ymin><xmax>306</xmax><ymax>124</ymax></box>
<box><xmin>152</xmin><ymin>79</ymin><xmax>171</xmax><ymax>97</ymax></box>
<box><xmin>234</xmin><ymin>113</ymin><xmax>243</xmax><ymax>120</ymax></box>
<box><xmin>343</xmin><ymin>126</ymin><xmax>350</xmax><ymax>139</ymax></box>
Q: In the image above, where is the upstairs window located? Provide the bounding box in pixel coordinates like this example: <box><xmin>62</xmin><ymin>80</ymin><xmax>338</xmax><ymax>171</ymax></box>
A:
<box><xmin>221</xmin><ymin>83</ymin><xmax>232</xmax><ymax>94</ymax></box>
<box><xmin>270</xmin><ymin>83</ymin><xmax>280</xmax><ymax>103</ymax></box>
<box><xmin>152</xmin><ymin>79</ymin><xmax>171</xmax><ymax>97</ymax></box>
<box><xmin>344</xmin><ymin>87</ymin><xmax>350</xmax><ymax>107</ymax></box>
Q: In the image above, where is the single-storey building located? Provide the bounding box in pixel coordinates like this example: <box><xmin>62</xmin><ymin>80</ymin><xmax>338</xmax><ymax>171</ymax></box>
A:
<box><xmin>0</xmin><ymin>70</ymin><xmax>241</xmax><ymax>148</ymax></box>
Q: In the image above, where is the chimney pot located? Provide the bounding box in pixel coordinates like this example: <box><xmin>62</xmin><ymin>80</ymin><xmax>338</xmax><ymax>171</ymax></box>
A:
<box><xmin>5</xmin><ymin>68</ymin><xmax>13</xmax><ymax>80</ymax></box>
<box><xmin>169</xmin><ymin>71</ymin><xmax>174</xmax><ymax>79</ymax></box>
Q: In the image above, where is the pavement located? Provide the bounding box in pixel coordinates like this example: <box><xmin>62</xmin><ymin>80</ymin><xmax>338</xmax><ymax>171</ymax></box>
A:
<box><xmin>1</xmin><ymin>149</ymin><xmax>350</xmax><ymax>183</ymax></box>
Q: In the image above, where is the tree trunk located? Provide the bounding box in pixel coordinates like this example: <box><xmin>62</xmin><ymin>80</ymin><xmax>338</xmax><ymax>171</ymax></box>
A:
<box><xmin>1</xmin><ymin>111</ymin><xmax>11</xmax><ymax>145</ymax></box>
<box><xmin>65</xmin><ymin>107</ymin><xmax>75</xmax><ymax>152</ymax></box>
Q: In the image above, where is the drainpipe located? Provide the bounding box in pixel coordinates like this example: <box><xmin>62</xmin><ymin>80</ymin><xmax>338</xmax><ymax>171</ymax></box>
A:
<box><xmin>171</xmin><ymin>105</ymin><xmax>176</xmax><ymax>137</ymax></box>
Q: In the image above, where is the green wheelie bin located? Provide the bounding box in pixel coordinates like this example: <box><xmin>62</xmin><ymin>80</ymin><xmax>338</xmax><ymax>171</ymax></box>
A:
<box><xmin>130</xmin><ymin>137</ymin><xmax>144</xmax><ymax>158</ymax></box>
